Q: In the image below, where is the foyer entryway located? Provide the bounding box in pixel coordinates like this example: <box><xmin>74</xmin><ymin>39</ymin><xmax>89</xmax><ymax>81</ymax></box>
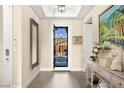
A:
<box><xmin>53</xmin><ymin>26</ymin><xmax>68</xmax><ymax>68</ymax></box>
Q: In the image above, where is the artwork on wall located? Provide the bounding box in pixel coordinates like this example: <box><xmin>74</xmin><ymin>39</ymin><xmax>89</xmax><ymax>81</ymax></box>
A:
<box><xmin>30</xmin><ymin>18</ymin><xmax>39</xmax><ymax>69</ymax></box>
<box><xmin>73</xmin><ymin>36</ymin><xmax>82</xmax><ymax>44</ymax></box>
<box><xmin>99</xmin><ymin>5</ymin><xmax>124</xmax><ymax>46</ymax></box>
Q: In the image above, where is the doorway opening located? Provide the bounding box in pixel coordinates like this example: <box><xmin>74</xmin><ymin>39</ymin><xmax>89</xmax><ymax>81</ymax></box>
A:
<box><xmin>53</xmin><ymin>26</ymin><xmax>68</xmax><ymax>69</ymax></box>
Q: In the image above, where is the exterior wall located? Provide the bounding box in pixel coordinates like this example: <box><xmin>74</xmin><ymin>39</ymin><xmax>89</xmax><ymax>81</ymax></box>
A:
<box><xmin>55</xmin><ymin>38</ymin><xmax>67</xmax><ymax>56</ymax></box>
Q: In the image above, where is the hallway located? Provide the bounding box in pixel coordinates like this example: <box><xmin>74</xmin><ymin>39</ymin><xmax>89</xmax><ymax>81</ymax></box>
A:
<box><xmin>0</xmin><ymin>5</ymin><xmax>114</xmax><ymax>88</ymax></box>
<box><xmin>11</xmin><ymin>5</ymin><xmax>90</xmax><ymax>88</ymax></box>
<box><xmin>27</xmin><ymin>71</ymin><xmax>88</xmax><ymax>88</ymax></box>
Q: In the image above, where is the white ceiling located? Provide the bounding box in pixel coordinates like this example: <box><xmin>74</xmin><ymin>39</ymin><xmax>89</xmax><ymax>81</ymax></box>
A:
<box><xmin>41</xmin><ymin>5</ymin><xmax>82</xmax><ymax>17</ymax></box>
<box><xmin>31</xmin><ymin>5</ymin><xmax>94</xmax><ymax>20</ymax></box>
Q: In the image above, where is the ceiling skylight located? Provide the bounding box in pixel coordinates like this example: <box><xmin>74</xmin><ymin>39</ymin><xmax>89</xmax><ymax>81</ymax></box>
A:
<box><xmin>41</xmin><ymin>5</ymin><xmax>82</xmax><ymax>17</ymax></box>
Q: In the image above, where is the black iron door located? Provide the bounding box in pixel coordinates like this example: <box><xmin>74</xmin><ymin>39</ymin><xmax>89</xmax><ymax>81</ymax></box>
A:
<box><xmin>53</xmin><ymin>26</ymin><xmax>68</xmax><ymax>68</ymax></box>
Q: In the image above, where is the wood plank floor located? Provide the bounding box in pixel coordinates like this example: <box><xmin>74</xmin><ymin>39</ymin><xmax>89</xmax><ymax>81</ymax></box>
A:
<box><xmin>27</xmin><ymin>71</ymin><xmax>89</xmax><ymax>88</ymax></box>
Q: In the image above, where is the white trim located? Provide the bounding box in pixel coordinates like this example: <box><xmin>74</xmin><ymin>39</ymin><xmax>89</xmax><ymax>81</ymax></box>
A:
<box><xmin>53</xmin><ymin>67</ymin><xmax>70</xmax><ymax>71</ymax></box>
<box><xmin>70</xmin><ymin>68</ymin><xmax>84</xmax><ymax>71</ymax></box>
<box><xmin>3</xmin><ymin>5</ymin><xmax>13</xmax><ymax>87</ymax></box>
<box><xmin>40</xmin><ymin>67</ymin><xmax>84</xmax><ymax>71</ymax></box>
<box><xmin>40</xmin><ymin>68</ymin><xmax>52</xmax><ymax>71</ymax></box>
<box><xmin>82</xmin><ymin>68</ymin><xmax>86</xmax><ymax>72</ymax></box>
<box><xmin>0</xmin><ymin>84</ymin><xmax>11</xmax><ymax>88</ymax></box>
<box><xmin>22</xmin><ymin>69</ymin><xmax>40</xmax><ymax>88</ymax></box>
<box><xmin>12</xmin><ymin>85</ymin><xmax>22</xmax><ymax>88</ymax></box>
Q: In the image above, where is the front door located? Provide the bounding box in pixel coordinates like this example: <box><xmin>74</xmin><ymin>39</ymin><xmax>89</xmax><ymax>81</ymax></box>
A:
<box><xmin>53</xmin><ymin>26</ymin><xmax>68</xmax><ymax>68</ymax></box>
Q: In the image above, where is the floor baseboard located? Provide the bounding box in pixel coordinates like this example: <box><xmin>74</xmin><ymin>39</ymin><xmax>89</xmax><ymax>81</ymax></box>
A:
<box><xmin>12</xmin><ymin>85</ymin><xmax>22</xmax><ymax>88</ymax></box>
<box><xmin>53</xmin><ymin>67</ymin><xmax>70</xmax><ymax>71</ymax></box>
<box><xmin>40</xmin><ymin>68</ymin><xmax>52</xmax><ymax>71</ymax></box>
<box><xmin>70</xmin><ymin>68</ymin><xmax>84</xmax><ymax>71</ymax></box>
<box><xmin>22</xmin><ymin>69</ymin><xmax>40</xmax><ymax>88</ymax></box>
<box><xmin>40</xmin><ymin>67</ymin><xmax>84</xmax><ymax>71</ymax></box>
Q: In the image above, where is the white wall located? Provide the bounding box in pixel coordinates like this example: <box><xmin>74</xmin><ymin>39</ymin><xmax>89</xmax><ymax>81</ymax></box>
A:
<box><xmin>39</xmin><ymin>6</ymin><xmax>111</xmax><ymax>71</ymax></box>
<box><xmin>83</xmin><ymin>5</ymin><xmax>111</xmax><ymax>43</ymax></box>
<box><xmin>82</xmin><ymin>5</ymin><xmax>111</xmax><ymax>71</ymax></box>
<box><xmin>0</xmin><ymin>6</ymin><xmax>3</xmax><ymax>86</ymax></box>
<box><xmin>12</xmin><ymin>6</ymin><xmax>40</xmax><ymax>87</ymax></box>
<box><xmin>12</xmin><ymin>6</ymin><xmax>22</xmax><ymax>87</ymax></box>
<box><xmin>22</xmin><ymin>6</ymin><xmax>40</xmax><ymax>87</ymax></box>
<box><xmin>83</xmin><ymin>24</ymin><xmax>93</xmax><ymax>71</ymax></box>
<box><xmin>39</xmin><ymin>20</ymin><xmax>84</xmax><ymax>71</ymax></box>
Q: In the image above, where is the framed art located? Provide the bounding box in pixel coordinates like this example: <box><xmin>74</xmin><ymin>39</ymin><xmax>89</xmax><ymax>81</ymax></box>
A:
<box><xmin>30</xmin><ymin>18</ymin><xmax>39</xmax><ymax>69</ymax></box>
<box><xmin>99</xmin><ymin>5</ymin><xmax>124</xmax><ymax>46</ymax></box>
<box><xmin>73</xmin><ymin>36</ymin><xmax>82</xmax><ymax>44</ymax></box>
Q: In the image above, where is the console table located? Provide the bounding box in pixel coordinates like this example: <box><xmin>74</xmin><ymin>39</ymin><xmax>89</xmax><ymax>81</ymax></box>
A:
<box><xmin>86</xmin><ymin>60</ymin><xmax>124</xmax><ymax>88</ymax></box>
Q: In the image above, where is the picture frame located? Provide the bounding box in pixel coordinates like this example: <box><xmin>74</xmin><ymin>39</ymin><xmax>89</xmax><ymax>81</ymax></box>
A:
<box><xmin>99</xmin><ymin>5</ymin><xmax>124</xmax><ymax>46</ymax></box>
<box><xmin>30</xmin><ymin>18</ymin><xmax>39</xmax><ymax>69</ymax></box>
<box><xmin>73</xmin><ymin>36</ymin><xmax>82</xmax><ymax>44</ymax></box>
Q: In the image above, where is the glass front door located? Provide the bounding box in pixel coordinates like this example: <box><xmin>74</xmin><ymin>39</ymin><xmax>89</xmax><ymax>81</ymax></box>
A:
<box><xmin>53</xmin><ymin>26</ymin><xmax>68</xmax><ymax>68</ymax></box>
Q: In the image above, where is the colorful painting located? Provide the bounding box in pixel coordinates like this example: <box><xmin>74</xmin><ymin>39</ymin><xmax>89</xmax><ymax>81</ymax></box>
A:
<box><xmin>99</xmin><ymin>5</ymin><xmax>124</xmax><ymax>46</ymax></box>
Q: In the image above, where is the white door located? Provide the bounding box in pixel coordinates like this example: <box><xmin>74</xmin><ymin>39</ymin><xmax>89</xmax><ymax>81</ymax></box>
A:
<box><xmin>83</xmin><ymin>24</ymin><xmax>93</xmax><ymax>71</ymax></box>
<box><xmin>0</xmin><ymin>5</ymin><xmax>4</xmax><ymax>87</ymax></box>
<box><xmin>3</xmin><ymin>5</ymin><xmax>12</xmax><ymax>87</ymax></box>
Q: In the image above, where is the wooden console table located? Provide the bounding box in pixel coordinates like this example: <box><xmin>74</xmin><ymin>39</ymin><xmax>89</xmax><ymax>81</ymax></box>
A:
<box><xmin>86</xmin><ymin>60</ymin><xmax>124</xmax><ymax>88</ymax></box>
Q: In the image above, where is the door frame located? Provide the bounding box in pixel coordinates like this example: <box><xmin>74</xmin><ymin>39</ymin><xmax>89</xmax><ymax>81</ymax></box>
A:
<box><xmin>3</xmin><ymin>5</ymin><xmax>12</xmax><ymax>87</ymax></box>
<box><xmin>52</xmin><ymin>24</ymin><xmax>70</xmax><ymax>71</ymax></box>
